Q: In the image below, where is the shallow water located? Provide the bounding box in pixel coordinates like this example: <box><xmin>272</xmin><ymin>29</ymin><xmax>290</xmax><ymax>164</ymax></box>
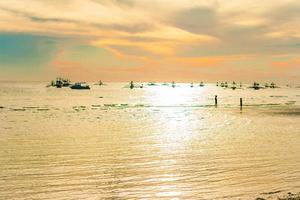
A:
<box><xmin>0</xmin><ymin>82</ymin><xmax>299</xmax><ymax>199</ymax></box>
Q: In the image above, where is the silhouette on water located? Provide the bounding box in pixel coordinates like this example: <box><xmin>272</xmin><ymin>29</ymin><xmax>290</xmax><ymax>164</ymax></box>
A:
<box><xmin>70</xmin><ymin>82</ymin><xmax>90</xmax><ymax>90</ymax></box>
<box><xmin>130</xmin><ymin>81</ymin><xmax>134</xmax><ymax>89</ymax></box>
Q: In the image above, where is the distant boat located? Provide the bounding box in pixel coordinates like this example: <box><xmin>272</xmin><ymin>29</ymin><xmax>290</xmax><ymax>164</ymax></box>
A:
<box><xmin>248</xmin><ymin>82</ymin><xmax>264</xmax><ymax>90</ymax></box>
<box><xmin>70</xmin><ymin>82</ymin><xmax>90</xmax><ymax>90</ymax></box>
<box><xmin>224</xmin><ymin>82</ymin><xmax>228</xmax><ymax>88</ymax></box>
<box><xmin>95</xmin><ymin>80</ymin><xmax>106</xmax><ymax>86</ymax></box>
<box><xmin>199</xmin><ymin>82</ymin><xmax>205</xmax><ymax>87</ymax></box>
<box><xmin>231</xmin><ymin>81</ymin><xmax>237</xmax><ymax>90</ymax></box>
<box><xmin>190</xmin><ymin>83</ymin><xmax>194</xmax><ymax>87</ymax></box>
<box><xmin>47</xmin><ymin>77</ymin><xmax>71</xmax><ymax>88</ymax></box>
<box><xmin>124</xmin><ymin>81</ymin><xmax>144</xmax><ymax>89</ymax></box>
<box><xmin>62</xmin><ymin>79</ymin><xmax>71</xmax><ymax>87</ymax></box>
<box><xmin>147</xmin><ymin>82</ymin><xmax>157</xmax><ymax>86</ymax></box>
<box><xmin>270</xmin><ymin>82</ymin><xmax>279</xmax><ymax>88</ymax></box>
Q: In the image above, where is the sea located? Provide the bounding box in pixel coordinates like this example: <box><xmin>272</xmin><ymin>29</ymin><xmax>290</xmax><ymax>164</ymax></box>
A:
<box><xmin>0</xmin><ymin>82</ymin><xmax>299</xmax><ymax>199</ymax></box>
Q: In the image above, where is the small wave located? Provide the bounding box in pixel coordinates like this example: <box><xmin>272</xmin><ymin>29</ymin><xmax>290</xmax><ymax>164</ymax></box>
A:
<box><xmin>285</xmin><ymin>101</ymin><xmax>296</xmax><ymax>105</ymax></box>
<box><xmin>261</xmin><ymin>190</ymin><xmax>283</xmax><ymax>195</ymax></box>
<box><xmin>37</xmin><ymin>108</ymin><xmax>50</xmax><ymax>111</ymax></box>
<box><xmin>104</xmin><ymin>104</ymin><xmax>118</xmax><ymax>107</ymax></box>
<box><xmin>270</xmin><ymin>95</ymin><xmax>288</xmax><ymax>98</ymax></box>
<box><xmin>23</xmin><ymin>106</ymin><xmax>39</xmax><ymax>109</ymax></box>
<box><xmin>10</xmin><ymin>108</ymin><xmax>26</xmax><ymax>111</ymax></box>
<box><xmin>91</xmin><ymin>104</ymin><xmax>102</xmax><ymax>107</ymax></box>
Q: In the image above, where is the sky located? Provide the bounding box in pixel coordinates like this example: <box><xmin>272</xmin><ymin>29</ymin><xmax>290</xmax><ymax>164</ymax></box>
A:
<box><xmin>0</xmin><ymin>0</ymin><xmax>299</xmax><ymax>83</ymax></box>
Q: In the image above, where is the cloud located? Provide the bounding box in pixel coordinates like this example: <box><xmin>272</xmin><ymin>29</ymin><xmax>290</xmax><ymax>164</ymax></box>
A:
<box><xmin>93</xmin><ymin>22</ymin><xmax>156</xmax><ymax>33</ymax></box>
<box><xmin>171</xmin><ymin>6</ymin><xmax>218</xmax><ymax>35</ymax></box>
<box><xmin>0</xmin><ymin>0</ymin><xmax>299</xmax><ymax>82</ymax></box>
<box><xmin>91</xmin><ymin>0</ymin><xmax>135</xmax><ymax>7</ymax></box>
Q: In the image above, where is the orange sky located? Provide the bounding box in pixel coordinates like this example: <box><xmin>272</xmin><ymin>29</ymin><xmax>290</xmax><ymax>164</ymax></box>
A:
<box><xmin>0</xmin><ymin>0</ymin><xmax>299</xmax><ymax>83</ymax></box>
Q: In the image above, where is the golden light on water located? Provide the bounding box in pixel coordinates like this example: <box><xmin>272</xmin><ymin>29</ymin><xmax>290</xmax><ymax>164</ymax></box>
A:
<box><xmin>146</xmin><ymin>85</ymin><xmax>207</xmax><ymax>106</ymax></box>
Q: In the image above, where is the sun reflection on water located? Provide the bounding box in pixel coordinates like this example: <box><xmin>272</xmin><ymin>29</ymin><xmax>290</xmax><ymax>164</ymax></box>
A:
<box><xmin>144</xmin><ymin>85</ymin><xmax>206</xmax><ymax>150</ymax></box>
<box><xmin>146</xmin><ymin>85</ymin><xmax>205</xmax><ymax>106</ymax></box>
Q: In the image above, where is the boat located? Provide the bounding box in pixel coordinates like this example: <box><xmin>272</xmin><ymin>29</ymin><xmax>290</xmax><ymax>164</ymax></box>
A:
<box><xmin>70</xmin><ymin>82</ymin><xmax>90</xmax><ymax>90</ymax></box>
<box><xmin>270</xmin><ymin>82</ymin><xmax>279</xmax><ymax>88</ymax></box>
<box><xmin>248</xmin><ymin>82</ymin><xmax>264</xmax><ymax>90</ymax></box>
<box><xmin>147</xmin><ymin>82</ymin><xmax>157</xmax><ymax>86</ymax></box>
<box><xmin>199</xmin><ymin>82</ymin><xmax>205</xmax><ymax>87</ymax></box>
<box><xmin>62</xmin><ymin>79</ymin><xmax>71</xmax><ymax>87</ymax></box>
<box><xmin>124</xmin><ymin>81</ymin><xmax>144</xmax><ymax>89</ymax></box>
<box><xmin>224</xmin><ymin>82</ymin><xmax>228</xmax><ymax>88</ymax></box>
<box><xmin>47</xmin><ymin>77</ymin><xmax>71</xmax><ymax>88</ymax></box>
<box><xmin>231</xmin><ymin>81</ymin><xmax>237</xmax><ymax>90</ymax></box>
<box><xmin>95</xmin><ymin>80</ymin><xmax>106</xmax><ymax>86</ymax></box>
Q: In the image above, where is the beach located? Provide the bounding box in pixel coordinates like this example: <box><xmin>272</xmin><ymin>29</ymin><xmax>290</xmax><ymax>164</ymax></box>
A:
<box><xmin>0</xmin><ymin>82</ymin><xmax>299</xmax><ymax>199</ymax></box>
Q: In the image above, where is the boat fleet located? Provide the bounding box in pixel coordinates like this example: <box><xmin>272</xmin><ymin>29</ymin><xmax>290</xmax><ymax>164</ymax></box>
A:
<box><xmin>248</xmin><ymin>82</ymin><xmax>279</xmax><ymax>90</ymax></box>
<box><xmin>47</xmin><ymin>78</ymin><xmax>282</xmax><ymax>90</ymax></box>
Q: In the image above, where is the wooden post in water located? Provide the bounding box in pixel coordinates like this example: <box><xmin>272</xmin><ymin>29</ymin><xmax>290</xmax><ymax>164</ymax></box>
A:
<box><xmin>240</xmin><ymin>98</ymin><xmax>243</xmax><ymax>107</ymax></box>
<box><xmin>215</xmin><ymin>95</ymin><xmax>218</xmax><ymax>106</ymax></box>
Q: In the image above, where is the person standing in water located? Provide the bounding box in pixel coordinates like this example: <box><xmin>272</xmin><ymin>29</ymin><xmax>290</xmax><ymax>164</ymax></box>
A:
<box><xmin>172</xmin><ymin>81</ymin><xmax>175</xmax><ymax>88</ymax></box>
<box><xmin>130</xmin><ymin>81</ymin><xmax>134</xmax><ymax>89</ymax></box>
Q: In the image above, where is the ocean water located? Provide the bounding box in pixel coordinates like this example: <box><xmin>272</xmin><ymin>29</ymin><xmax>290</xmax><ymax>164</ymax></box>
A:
<box><xmin>0</xmin><ymin>82</ymin><xmax>299</xmax><ymax>199</ymax></box>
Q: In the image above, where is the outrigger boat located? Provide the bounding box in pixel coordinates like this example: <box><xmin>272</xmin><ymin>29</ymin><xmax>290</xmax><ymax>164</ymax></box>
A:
<box><xmin>224</xmin><ymin>82</ymin><xmax>228</xmax><ymax>88</ymax></box>
<box><xmin>248</xmin><ymin>82</ymin><xmax>264</xmax><ymax>90</ymax></box>
<box><xmin>47</xmin><ymin>77</ymin><xmax>71</xmax><ymax>88</ymax></box>
<box><xmin>70</xmin><ymin>82</ymin><xmax>90</xmax><ymax>90</ymax></box>
<box><xmin>231</xmin><ymin>81</ymin><xmax>237</xmax><ymax>90</ymax></box>
<box><xmin>124</xmin><ymin>81</ymin><xmax>143</xmax><ymax>89</ymax></box>
<box><xmin>147</xmin><ymin>82</ymin><xmax>157</xmax><ymax>86</ymax></box>
<box><xmin>270</xmin><ymin>82</ymin><xmax>279</xmax><ymax>88</ymax></box>
<box><xmin>94</xmin><ymin>80</ymin><xmax>106</xmax><ymax>86</ymax></box>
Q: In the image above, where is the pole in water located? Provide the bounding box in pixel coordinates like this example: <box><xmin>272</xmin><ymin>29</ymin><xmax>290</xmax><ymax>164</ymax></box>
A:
<box><xmin>240</xmin><ymin>98</ymin><xmax>243</xmax><ymax>107</ymax></box>
<box><xmin>215</xmin><ymin>95</ymin><xmax>218</xmax><ymax>106</ymax></box>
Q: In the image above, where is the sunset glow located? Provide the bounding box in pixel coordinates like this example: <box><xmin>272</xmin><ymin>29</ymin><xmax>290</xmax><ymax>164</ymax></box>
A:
<box><xmin>0</xmin><ymin>0</ymin><xmax>299</xmax><ymax>83</ymax></box>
